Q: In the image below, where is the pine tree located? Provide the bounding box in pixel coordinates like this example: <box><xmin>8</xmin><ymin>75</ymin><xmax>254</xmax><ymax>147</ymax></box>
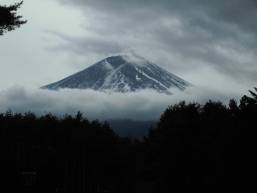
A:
<box><xmin>248</xmin><ymin>87</ymin><xmax>257</xmax><ymax>103</ymax></box>
<box><xmin>0</xmin><ymin>1</ymin><xmax>27</xmax><ymax>35</ymax></box>
<box><xmin>240</xmin><ymin>87</ymin><xmax>257</xmax><ymax>108</ymax></box>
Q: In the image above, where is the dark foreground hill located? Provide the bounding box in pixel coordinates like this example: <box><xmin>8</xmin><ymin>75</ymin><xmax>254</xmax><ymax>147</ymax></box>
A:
<box><xmin>1</xmin><ymin>88</ymin><xmax>257</xmax><ymax>193</ymax></box>
<box><xmin>108</xmin><ymin>119</ymin><xmax>156</xmax><ymax>137</ymax></box>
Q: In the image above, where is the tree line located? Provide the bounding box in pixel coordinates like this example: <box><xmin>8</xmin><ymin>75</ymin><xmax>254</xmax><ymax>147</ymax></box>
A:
<box><xmin>0</xmin><ymin>88</ymin><xmax>257</xmax><ymax>193</ymax></box>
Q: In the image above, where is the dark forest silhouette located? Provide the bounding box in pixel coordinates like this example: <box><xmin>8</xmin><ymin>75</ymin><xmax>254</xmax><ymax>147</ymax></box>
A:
<box><xmin>0</xmin><ymin>88</ymin><xmax>257</xmax><ymax>192</ymax></box>
<box><xmin>0</xmin><ymin>1</ymin><xmax>26</xmax><ymax>35</ymax></box>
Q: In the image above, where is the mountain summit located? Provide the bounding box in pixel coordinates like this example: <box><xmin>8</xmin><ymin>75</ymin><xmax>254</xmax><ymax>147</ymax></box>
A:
<box><xmin>42</xmin><ymin>55</ymin><xmax>190</xmax><ymax>93</ymax></box>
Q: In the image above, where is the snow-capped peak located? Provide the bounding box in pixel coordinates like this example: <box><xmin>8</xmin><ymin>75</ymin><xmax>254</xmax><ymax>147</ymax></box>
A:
<box><xmin>42</xmin><ymin>55</ymin><xmax>191</xmax><ymax>94</ymax></box>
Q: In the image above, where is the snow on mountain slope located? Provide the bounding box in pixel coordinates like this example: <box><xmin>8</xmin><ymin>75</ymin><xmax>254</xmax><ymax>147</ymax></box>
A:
<box><xmin>42</xmin><ymin>55</ymin><xmax>191</xmax><ymax>94</ymax></box>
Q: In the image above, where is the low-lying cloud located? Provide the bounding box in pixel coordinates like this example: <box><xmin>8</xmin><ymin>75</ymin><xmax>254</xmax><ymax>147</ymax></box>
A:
<box><xmin>0</xmin><ymin>86</ymin><xmax>248</xmax><ymax>121</ymax></box>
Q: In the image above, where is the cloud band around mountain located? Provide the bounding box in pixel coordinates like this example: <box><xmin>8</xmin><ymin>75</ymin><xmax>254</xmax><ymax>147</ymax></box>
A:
<box><xmin>0</xmin><ymin>86</ymin><xmax>246</xmax><ymax>121</ymax></box>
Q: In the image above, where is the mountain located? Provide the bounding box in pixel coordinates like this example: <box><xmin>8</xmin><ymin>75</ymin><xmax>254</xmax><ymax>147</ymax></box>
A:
<box><xmin>108</xmin><ymin>119</ymin><xmax>156</xmax><ymax>138</ymax></box>
<box><xmin>42</xmin><ymin>55</ymin><xmax>190</xmax><ymax>93</ymax></box>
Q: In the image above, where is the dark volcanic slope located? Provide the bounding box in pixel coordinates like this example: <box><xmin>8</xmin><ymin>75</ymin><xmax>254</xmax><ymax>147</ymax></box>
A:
<box><xmin>42</xmin><ymin>55</ymin><xmax>190</xmax><ymax>93</ymax></box>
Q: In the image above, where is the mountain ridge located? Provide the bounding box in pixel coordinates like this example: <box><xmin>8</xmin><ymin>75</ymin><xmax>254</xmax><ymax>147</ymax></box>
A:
<box><xmin>42</xmin><ymin>55</ymin><xmax>190</xmax><ymax>94</ymax></box>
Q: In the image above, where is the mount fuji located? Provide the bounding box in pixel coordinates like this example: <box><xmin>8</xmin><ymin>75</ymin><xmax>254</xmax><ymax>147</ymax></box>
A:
<box><xmin>42</xmin><ymin>55</ymin><xmax>190</xmax><ymax>94</ymax></box>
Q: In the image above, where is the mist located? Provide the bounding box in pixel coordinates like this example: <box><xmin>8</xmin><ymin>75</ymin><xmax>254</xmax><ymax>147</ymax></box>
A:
<box><xmin>0</xmin><ymin>85</ymin><xmax>248</xmax><ymax>121</ymax></box>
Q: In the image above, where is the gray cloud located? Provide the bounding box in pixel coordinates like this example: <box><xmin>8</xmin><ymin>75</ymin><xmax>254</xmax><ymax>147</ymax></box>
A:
<box><xmin>1</xmin><ymin>0</ymin><xmax>254</xmax><ymax>100</ymax></box>
<box><xmin>54</xmin><ymin>0</ymin><xmax>257</xmax><ymax>85</ymax></box>
<box><xmin>48</xmin><ymin>31</ymin><xmax>124</xmax><ymax>55</ymax></box>
<box><xmin>0</xmin><ymin>86</ymin><xmax>247</xmax><ymax>121</ymax></box>
<box><xmin>0</xmin><ymin>0</ymin><xmax>253</xmax><ymax>121</ymax></box>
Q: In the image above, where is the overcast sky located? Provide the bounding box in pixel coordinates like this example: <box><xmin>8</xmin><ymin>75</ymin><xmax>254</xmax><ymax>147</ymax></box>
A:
<box><xmin>0</xmin><ymin>0</ymin><xmax>256</xmax><ymax>119</ymax></box>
